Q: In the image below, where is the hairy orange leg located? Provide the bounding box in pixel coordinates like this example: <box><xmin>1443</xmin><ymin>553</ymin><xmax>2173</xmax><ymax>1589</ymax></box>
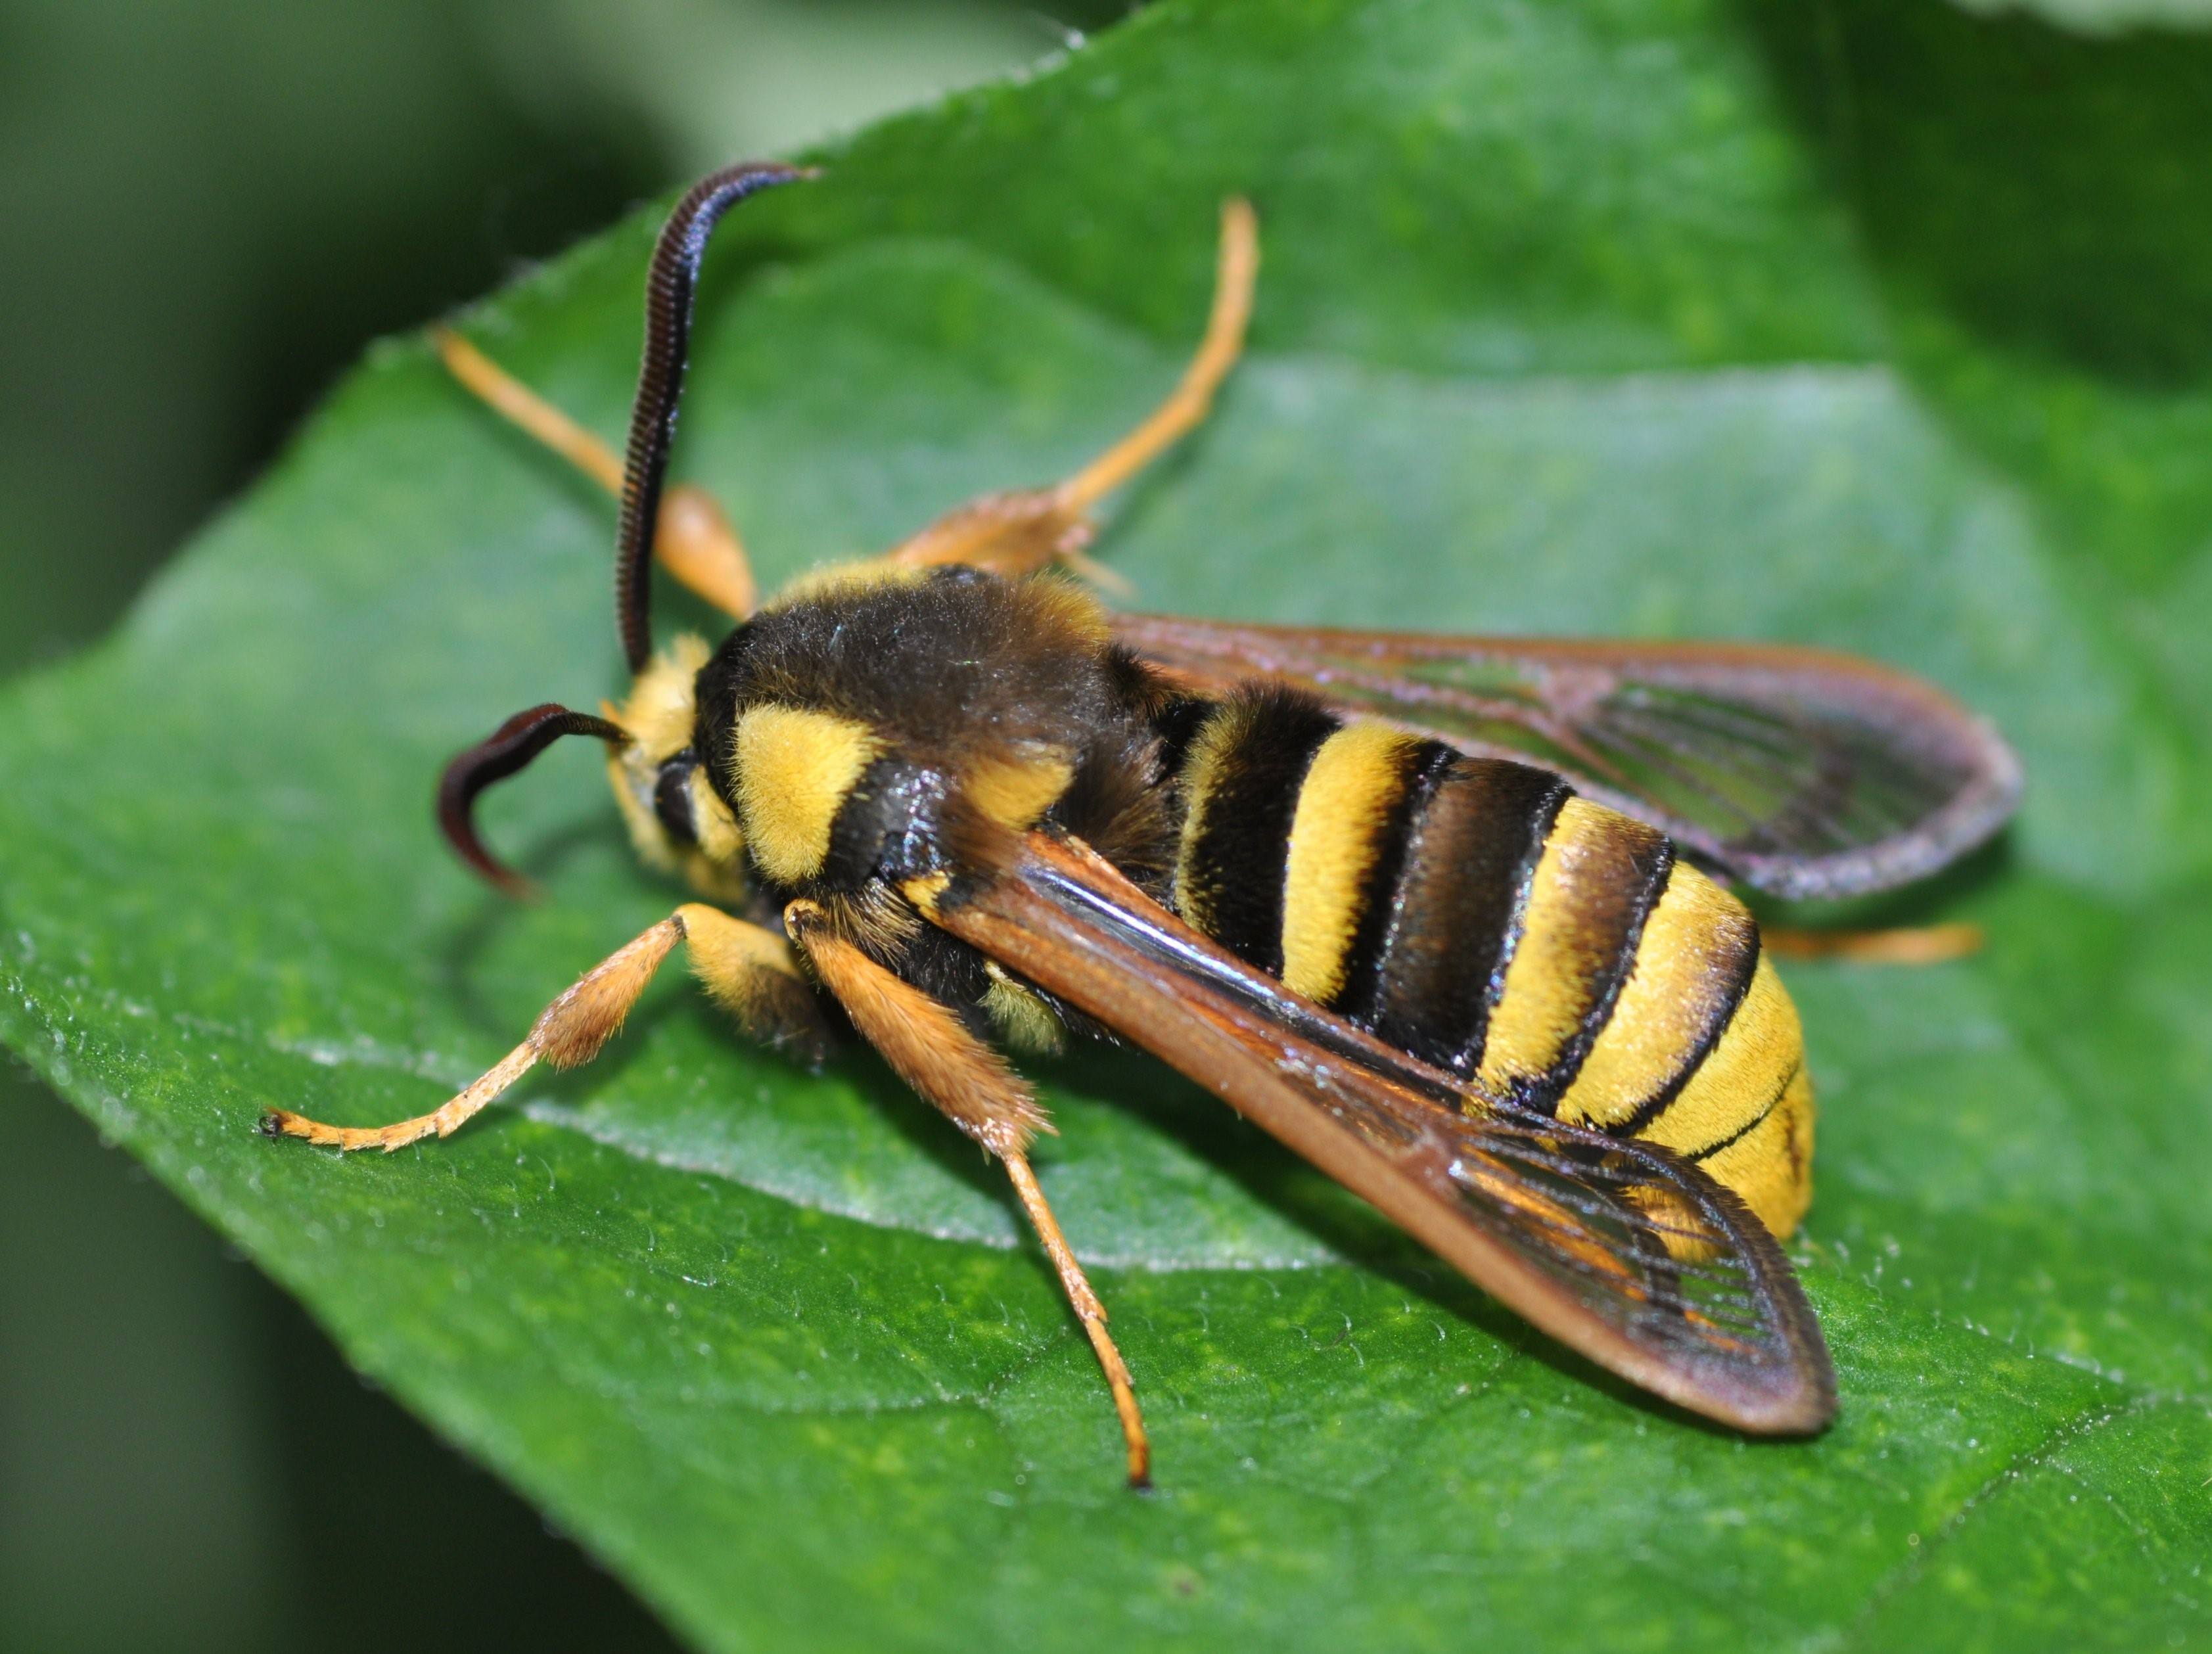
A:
<box><xmin>262</xmin><ymin>906</ymin><xmax>804</xmax><ymax>1151</ymax></box>
<box><xmin>786</xmin><ymin>898</ymin><xmax>1151</xmax><ymax>1487</ymax></box>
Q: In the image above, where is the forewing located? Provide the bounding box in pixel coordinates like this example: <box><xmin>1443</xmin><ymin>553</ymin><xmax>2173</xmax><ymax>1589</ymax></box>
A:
<box><xmin>923</xmin><ymin>829</ymin><xmax>1835</xmax><ymax>1434</ymax></box>
<box><xmin>1117</xmin><ymin>614</ymin><xmax>2020</xmax><ymax>899</ymax></box>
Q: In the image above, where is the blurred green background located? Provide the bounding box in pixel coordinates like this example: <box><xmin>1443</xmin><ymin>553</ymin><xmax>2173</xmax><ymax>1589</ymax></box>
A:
<box><xmin>0</xmin><ymin>3</ymin><xmax>1123</xmax><ymax>1647</ymax></box>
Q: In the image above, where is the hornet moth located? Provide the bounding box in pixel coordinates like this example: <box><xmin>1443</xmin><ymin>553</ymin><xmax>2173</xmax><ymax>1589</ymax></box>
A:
<box><xmin>264</xmin><ymin>163</ymin><xmax>2023</xmax><ymax>1486</ymax></box>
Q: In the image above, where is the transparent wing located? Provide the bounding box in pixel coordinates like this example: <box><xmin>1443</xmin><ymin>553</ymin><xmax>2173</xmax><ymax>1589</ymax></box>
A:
<box><xmin>926</xmin><ymin>829</ymin><xmax>1835</xmax><ymax>1433</ymax></box>
<box><xmin>1117</xmin><ymin>614</ymin><xmax>2021</xmax><ymax>899</ymax></box>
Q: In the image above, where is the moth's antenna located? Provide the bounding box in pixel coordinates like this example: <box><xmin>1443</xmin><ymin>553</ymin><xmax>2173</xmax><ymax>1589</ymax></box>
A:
<box><xmin>438</xmin><ymin>704</ymin><xmax>631</xmax><ymax>896</ymax></box>
<box><xmin>616</xmin><ymin>161</ymin><xmax>813</xmax><ymax>674</ymax></box>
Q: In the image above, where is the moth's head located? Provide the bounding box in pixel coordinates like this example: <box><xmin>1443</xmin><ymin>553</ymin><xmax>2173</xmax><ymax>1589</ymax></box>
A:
<box><xmin>601</xmin><ymin>633</ymin><xmax>747</xmax><ymax>898</ymax></box>
<box><xmin>435</xmin><ymin>632</ymin><xmax>745</xmax><ymax>902</ymax></box>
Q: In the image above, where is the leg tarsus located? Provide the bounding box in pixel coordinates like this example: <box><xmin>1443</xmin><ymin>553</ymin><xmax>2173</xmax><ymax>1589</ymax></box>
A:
<box><xmin>262</xmin><ymin>1040</ymin><xmax>537</xmax><ymax>1153</ymax></box>
<box><xmin>262</xmin><ymin>914</ymin><xmax>688</xmax><ymax>1152</ymax></box>
<box><xmin>1003</xmin><ymin>1151</ymin><xmax>1153</xmax><ymax>1490</ymax></box>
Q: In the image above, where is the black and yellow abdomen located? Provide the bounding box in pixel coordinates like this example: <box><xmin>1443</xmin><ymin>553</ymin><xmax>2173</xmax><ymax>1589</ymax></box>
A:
<box><xmin>1166</xmin><ymin>687</ymin><xmax>1814</xmax><ymax>1238</ymax></box>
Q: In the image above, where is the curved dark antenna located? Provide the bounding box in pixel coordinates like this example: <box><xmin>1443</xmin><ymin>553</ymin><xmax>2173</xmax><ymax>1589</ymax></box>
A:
<box><xmin>438</xmin><ymin>704</ymin><xmax>632</xmax><ymax>896</ymax></box>
<box><xmin>616</xmin><ymin>160</ymin><xmax>812</xmax><ymax>673</ymax></box>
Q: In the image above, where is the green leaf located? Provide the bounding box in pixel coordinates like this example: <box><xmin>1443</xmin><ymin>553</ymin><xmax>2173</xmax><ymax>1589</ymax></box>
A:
<box><xmin>7</xmin><ymin>0</ymin><xmax>2211</xmax><ymax>1647</ymax></box>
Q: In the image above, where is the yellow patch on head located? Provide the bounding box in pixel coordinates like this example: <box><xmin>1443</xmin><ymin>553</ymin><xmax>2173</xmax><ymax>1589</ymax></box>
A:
<box><xmin>687</xmin><ymin>768</ymin><xmax>744</xmax><ymax>863</ymax></box>
<box><xmin>607</xmin><ymin>744</ymin><xmax>678</xmax><ymax>873</ymax></box>
<box><xmin>671</xmin><ymin>771</ymin><xmax>750</xmax><ymax>904</ymax></box>
<box><xmin>605</xmin><ymin>633</ymin><xmax>725</xmax><ymax>879</ymax></box>
<box><xmin>614</xmin><ymin>632</ymin><xmax>712</xmax><ymax>758</ymax></box>
<box><xmin>1279</xmin><ymin>722</ymin><xmax>1421</xmax><ymax>1003</ymax></box>
<box><xmin>732</xmin><ymin>703</ymin><xmax>881</xmax><ymax>885</ymax></box>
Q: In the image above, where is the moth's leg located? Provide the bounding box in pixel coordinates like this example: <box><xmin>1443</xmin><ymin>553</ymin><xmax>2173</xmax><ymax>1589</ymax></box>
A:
<box><xmin>1000</xmin><ymin>1150</ymin><xmax>1151</xmax><ymax>1490</ymax></box>
<box><xmin>681</xmin><ymin>902</ymin><xmax>831</xmax><ymax>1067</ymax></box>
<box><xmin>1054</xmin><ymin>196</ymin><xmax>1260</xmax><ymax>514</ymax></box>
<box><xmin>785</xmin><ymin>899</ymin><xmax>1152</xmax><ymax>1488</ymax></box>
<box><xmin>881</xmin><ymin>197</ymin><xmax>1258</xmax><ymax>588</ymax></box>
<box><xmin>262</xmin><ymin>906</ymin><xmax>818</xmax><ymax>1151</ymax></box>
<box><xmin>432</xmin><ymin>327</ymin><xmax>758</xmax><ymax>620</ymax></box>
<box><xmin>1763</xmin><ymin>923</ymin><xmax>1983</xmax><ymax>965</ymax></box>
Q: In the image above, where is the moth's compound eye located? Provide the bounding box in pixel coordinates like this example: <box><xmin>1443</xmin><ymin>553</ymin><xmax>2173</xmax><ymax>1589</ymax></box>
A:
<box><xmin>653</xmin><ymin>751</ymin><xmax>701</xmax><ymax>846</ymax></box>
